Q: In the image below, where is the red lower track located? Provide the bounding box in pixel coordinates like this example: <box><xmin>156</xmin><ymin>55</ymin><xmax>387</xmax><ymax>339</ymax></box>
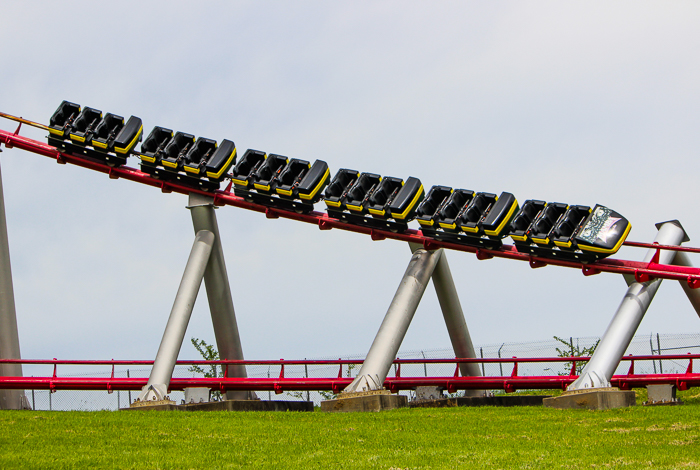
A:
<box><xmin>0</xmin><ymin>356</ymin><xmax>697</xmax><ymax>394</ymax></box>
<box><xmin>2</xmin><ymin>128</ymin><xmax>700</xmax><ymax>286</ymax></box>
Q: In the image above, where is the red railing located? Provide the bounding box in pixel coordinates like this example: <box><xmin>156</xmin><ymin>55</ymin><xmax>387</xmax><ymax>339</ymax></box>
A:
<box><xmin>2</xmin><ymin>127</ymin><xmax>700</xmax><ymax>287</ymax></box>
<box><xmin>0</xmin><ymin>354</ymin><xmax>697</xmax><ymax>394</ymax></box>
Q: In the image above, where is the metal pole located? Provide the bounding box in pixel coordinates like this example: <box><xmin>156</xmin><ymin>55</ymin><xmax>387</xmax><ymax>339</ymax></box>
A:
<box><xmin>127</xmin><ymin>370</ymin><xmax>132</xmax><ymax>404</ymax></box>
<box><xmin>343</xmin><ymin>248</ymin><xmax>442</xmax><ymax>393</ymax></box>
<box><xmin>0</xmin><ymin>159</ymin><xmax>28</xmax><ymax>410</ymax></box>
<box><xmin>657</xmin><ymin>333</ymin><xmax>663</xmax><ymax>374</ymax></box>
<box><xmin>409</xmin><ymin>244</ymin><xmax>482</xmax><ymax>379</ymax></box>
<box><xmin>136</xmin><ymin>230</ymin><xmax>214</xmax><ymax>402</ymax></box>
<box><xmin>569</xmin><ymin>220</ymin><xmax>687</xmax><ymax>390</ymax></box>
<box><xmin>188</xmin><ymin>193</ymin><xmax>251</xmax><ymax>400</ymax></box>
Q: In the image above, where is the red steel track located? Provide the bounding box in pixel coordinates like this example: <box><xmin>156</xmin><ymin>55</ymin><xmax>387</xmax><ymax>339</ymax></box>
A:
<box><xmin>0</xmin><ymin>355</ymin><xmax>697</xmax><ymax>394</ymax></box>
<box><xmin>2</xmin><ymin>127</ymin><xmax>700</xmax><ymax>287</ymax></box>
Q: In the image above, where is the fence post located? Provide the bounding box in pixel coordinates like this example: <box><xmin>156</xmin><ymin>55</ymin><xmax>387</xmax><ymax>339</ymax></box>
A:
<box><xmin>127</xmin><ymin>369</ymin><xmax>132</xmax><ymax>405</ymax></box>
<box><xmin>657</xmin><ymin>333</ymin><xmax>663</xmax><ymax>374</ymax></box>
<box><xmin>304</xmin><ymin>360</ymin><xmax>309</xmax><ymax>402</ymax></box>
<box><xmin>498</xmin><ymin>344</ymin><xmax>504</xmax><ymax>376</ymax></box>
<box><xmin>480</xmin><ymin>348</ymin><xmax>485</xmax><ymax>376</ymax></box>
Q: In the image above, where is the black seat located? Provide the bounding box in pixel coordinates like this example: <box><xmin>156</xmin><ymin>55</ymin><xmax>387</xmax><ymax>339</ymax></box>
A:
<box><xmin>530</xmin><ymin>203</ymin><xmax>568</xmax><ymax>245</ymax></box>
<box><xmin>324</xmin><ymin>169</ymin><xmax>359</xmax><ymax>210</ymax></box>
<box><xmin>69</xmin><ymin>107</ymin><xmax>102</xmax><ymax>145</ymax></box>
<box><xmin>296</xmin><ymin>160</ymin><xmax>330</xmax><ymax>203</ymax></box>
<box><xmin>48</xmin><ymin>101</ymin><xmax>81</xmax><ymax>138</ymax></box>
<box><xmin>204</xmin><ymin>139</ymin><xmax>237</xmax><ymax>182</ymax></box>
<box><xmin>343</xmin><ymin>173</ymin><xmax>381</xmax><ymax>213</ymax></box>
<box><xmin>366</xmin><ymin>177</ymin><xmax>403</xmax><ymax>217</ymax></box>
<box><xmin>436</xmin><ymin>189</ymin><xmax>474</xmax><ymax>231</ymax></box>
<box><xmin>458</xmin><ymin>192</ymin><xmax>497</xmax><ymax>234</ymax></box>
<box><xmin>253</xmin><ymin>154</ymin><xmax>288</xmax><ymax>194</ymax></box>
<box><xmin>275</xmin><ymin>159</ymin><xmax>311</xmax><ymax>199</ymax></box>
<box><xmin>161</xmin><ymin>132</ymin><xmax>195</xmax><ymax>171</ymax></box>
<box><xmin>388</xmin><ymin>177</ymin><xmax>424</xmax><ymax>222</ymax></box>
<box><xmin>232</xmin><ymin>149</ymin><xmax>266</xmax><ymax>188</ymax></box>
<box><xmin>552</xmin><ymin>205</ymin><xmax>590</xmax><ymax>249</ymax></box>
<box><xmin>140</xmin><ymin>127</ymin><xmax>174</xmax><ymax>165</ymax></box>
<box><xmin>183</xmin><ymin>138</ymin><xmax>218</xmax><ymax>176</ymax></box>
<box><xmin>510</xmin><ymin>200</ymin><xmax>546</xmax><ymax>243</ymax></box>
<box><xmin>91</xmin><ymin>113</ymin><xmax>125</xmax><ymax>152</ymax></box>
<box><xmin>416</xmin><ymin>185</ymin><xmax>452</xmax><ymax>228</ymax></box>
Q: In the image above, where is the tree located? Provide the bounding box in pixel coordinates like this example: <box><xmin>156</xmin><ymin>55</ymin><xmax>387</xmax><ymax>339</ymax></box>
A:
<box><xmin>188</xmin><ymin>338</ymin><xmax>224</xmax><ymax>401</ymax></box>
<box><xmin>553</xmin><ymin>336</ymin><xmax>600</xmax><ymax>375</ymax></box>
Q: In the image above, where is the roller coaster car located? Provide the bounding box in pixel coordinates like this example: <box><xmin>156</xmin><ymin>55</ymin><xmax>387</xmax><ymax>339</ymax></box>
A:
<box><xmin>91</xmin><ymin>114</ymin><xmax>144</xmax><ymax>166</ymax></box>
<box><xmin>324</xmin><ymin>170</ymin><xmax>422</xmax><ymax>232</ymax></box>
<box><xmin>140</xmin><ymin>131</ymin><xmax>229</xmax><ymax>191</ymax></box>
<box><xmin>233</xmin><ymin>154</ymin><xmax>328</xmax><ymax>213</ymax></box>
<box><xmin>419</xmin><ymin>188</ymin><xmax>518</xmax><ymax>249</ymax></box>
<box><xmin>47</xmin><ymin>101</ymin><xmax>142</xmax><ymax>166</ymax></box>
<box><xmin>511</xmin><ymin>201</ymin><xmax>630</xmax><ymax>262</ymax></box>
<box><xmin>232</xmin><ymin>149</ymin><xmax>266</xmax><ymax>189</ymax></box>
<box><xmin>48</xmin><ymin>101</ymin><xmax>81</xmax><ymax>138</ymax></box>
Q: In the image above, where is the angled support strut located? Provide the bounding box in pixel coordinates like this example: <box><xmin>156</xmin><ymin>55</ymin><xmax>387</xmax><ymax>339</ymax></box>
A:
<box><xmin>136</xmin><ymin>230</ymin><xmax>215</xmax><ymax>403</ymax></box>
<box><xmin>344</xmin><ymin>247</ymin><xmax>443</xmax><ymax>393</ymax></box>
<box><xmin>569</xmin><ymin>220</ymin><xmax>687</xmax><ymax>390</ymax></box>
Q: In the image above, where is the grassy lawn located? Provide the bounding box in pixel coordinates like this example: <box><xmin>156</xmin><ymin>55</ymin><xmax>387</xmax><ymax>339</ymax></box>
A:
<box><xmin>1</xmin><ymin>390</ymin><xmax>700</xmax><ymax>469</ymax></box>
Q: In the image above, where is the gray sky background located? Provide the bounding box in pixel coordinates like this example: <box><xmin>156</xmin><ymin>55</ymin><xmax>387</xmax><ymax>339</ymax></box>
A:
<box><xmin>1</xmin><ymin>1</ymin><xmax>699</xmax><ymax>362</ymax></box>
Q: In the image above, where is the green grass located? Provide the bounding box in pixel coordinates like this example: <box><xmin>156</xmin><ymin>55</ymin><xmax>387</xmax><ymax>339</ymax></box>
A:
<box><xmin>2</xmin><ymin>390</ymin><xmax>700</xmax><ymax>469</ymax></box>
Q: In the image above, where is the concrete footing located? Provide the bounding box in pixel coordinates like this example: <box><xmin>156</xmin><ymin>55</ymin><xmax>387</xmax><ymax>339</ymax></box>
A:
<box><xmin>321</xmin><ymin>391</ymin><xmax>407</xmax><ymax>412</ymax></box>
<box><xmin>543</xmin><ymin>388</ymin><xmax>636</xmax><ymax>410</ymax></box>
<box><xmin>122</xmin><ymin>400</ymin><xmax>313</xmax><ymax>412</ymax></box>
<box><xmin>410</xmin><ymin>395</ymin><xmax>551</xmax><ymax>408</ymax></box>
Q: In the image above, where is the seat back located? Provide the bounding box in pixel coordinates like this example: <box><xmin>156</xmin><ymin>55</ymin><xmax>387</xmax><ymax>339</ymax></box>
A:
<box><xmin>324</xmin><ymin>168</ymin><xmax>358</xmax><ymax>208</ymax></box>
<box><xmin>49</xmin><ymin>101</ymin><xmax>81</xmax><ymax>137</ymax></box>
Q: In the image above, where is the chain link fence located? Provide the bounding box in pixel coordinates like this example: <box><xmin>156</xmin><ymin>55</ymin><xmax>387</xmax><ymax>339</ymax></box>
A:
<box><xmin>19</xmin><ymin>332</ymin><xmax>700</xmax><ymax>410</ymax></box>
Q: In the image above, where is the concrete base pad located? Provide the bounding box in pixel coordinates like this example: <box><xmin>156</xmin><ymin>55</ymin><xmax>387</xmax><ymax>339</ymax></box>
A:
<box><xmin>543</xmin><ymin>388</ymin><xmax>636</xmax><ymax>410</ymax></box>
<box><xmin>122</xmin><ymin>400</ymin><xmax>313</xmax><ymax>412</ymax></box>
<box><xmin>410</xmin><ymin>395</ymin><xmax>551</xmax><ymax>408</ymax></box>
<box><xmin>321</xmin><ymin>392</ymin><xmax>407</xmax><ymax>412</ymax></box>
<box><xmin>182</xmin><ymin>400</ymin><xmax>313</xmax><ymax>412</ymax></box>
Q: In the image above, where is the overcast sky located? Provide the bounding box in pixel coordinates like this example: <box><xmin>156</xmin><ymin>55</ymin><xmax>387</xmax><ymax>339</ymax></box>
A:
<box><xmin>1</xmin><ymin>1</ymin><xmax>699</xmax><ymax>364</ymax></box>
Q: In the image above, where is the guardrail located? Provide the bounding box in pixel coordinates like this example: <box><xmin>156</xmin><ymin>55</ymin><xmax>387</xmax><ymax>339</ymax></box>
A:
<box><xmin>0</xmin><ymin>354</ymin><xmax>697</xmax><ymax>394</ymax></box>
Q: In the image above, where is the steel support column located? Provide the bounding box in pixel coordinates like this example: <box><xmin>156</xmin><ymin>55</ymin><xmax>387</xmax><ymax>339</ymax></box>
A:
<box><xmin>409</xmin><ymin>243</ymin><xmax>482</xmax><ymax>385</ymax></box>
<box><xmin>344</xmin><ymin>248</ymin><xmax>443</xmax><ymax>393</ymax></box>
<box><xmin>569</xmin><ymin>221</ymin><xmax>687</xmax><ymax>390</ymax></box>
<box><xmin>137</xmin><ymin>230</ymin><xmax>214</xmax><ymax>402</ymax></box>
<box><xmin>188</xmin><ymin>193</ymin><xmax>252</xmax><ymax>400</ymax></box>
<box><xmin>0</xmin><ymin>159</ymin><xmax>28</xmax><ymax>410</ymax></box>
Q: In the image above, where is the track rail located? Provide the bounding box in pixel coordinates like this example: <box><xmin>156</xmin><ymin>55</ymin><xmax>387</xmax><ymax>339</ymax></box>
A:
<box><xmin>2</xmin><ymin>127</ymin><xmax>700</xmax><ymax>286</ymax></box>
<box><xmin>0</xmin><ymin>355</ymin><xmax>697</xmax><ymax>393</ymax></box>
